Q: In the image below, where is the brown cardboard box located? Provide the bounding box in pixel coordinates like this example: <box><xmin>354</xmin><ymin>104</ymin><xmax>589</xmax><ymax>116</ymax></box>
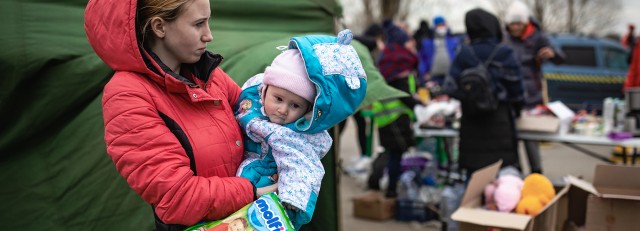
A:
<box><xmin>352</xmin><ymin>191</ymin><xmax>395</xmax><ymax>220</ymax></box>
<box><xmin>584</xmin><ymin>164</ymin><xmax>640</xmax><ymax>231</ymax></box>
<box><xmin>451</xmin><ymin>160</ymin><xmax>570</xmax><ymax>231</ymax></box>
<box><xmin>516</xmin><ymin>101</ymin><xmax>574</xmax><ymax>134</ymax></box>
<box><xmin>552</xmin><ymin>165</ymin><xmax>640</xmax><ymax>231</ymax></box>
<box><xmin>516</xmin><ymin>115</ymin><xmax>560</xmax><ymax>133</ymax></box>
<box><xmin>585</xmin><ymin>195</ymin><xmax>640</xmax><ymax>230</ymax></box>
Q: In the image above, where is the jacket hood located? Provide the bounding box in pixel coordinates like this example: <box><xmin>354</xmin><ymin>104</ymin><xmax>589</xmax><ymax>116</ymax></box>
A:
<box><xmin>285</xmin><ymin>29</ymin><xmax>368</xmax><ymax>133</ymax></box>
<box><xmin>85</xmin><ymin>0</ymin><xmax>149</xmax><ymax>75</ymax></box>
<box><xmin>465</xmin><ymin>8</ymin><xmax>503</xmax><ymax>42</ymax></box>
<box><xmin>84</xmin><ymin>0</ymin><xmax>220</xmax><ymax>88</ymax></box>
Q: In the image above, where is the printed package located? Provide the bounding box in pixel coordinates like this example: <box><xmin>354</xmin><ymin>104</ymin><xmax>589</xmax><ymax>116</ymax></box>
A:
<box><xmin>185</xmin><ymin>192</ymin><xmax>294</xmax><ymax>231</ymax></box>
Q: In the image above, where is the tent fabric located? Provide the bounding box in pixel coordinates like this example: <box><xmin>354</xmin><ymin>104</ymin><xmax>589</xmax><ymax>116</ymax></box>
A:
<box><xmin>0</xmin><ymin>0</ymin><xmax>405</xmax><ymax>230</ymax></box>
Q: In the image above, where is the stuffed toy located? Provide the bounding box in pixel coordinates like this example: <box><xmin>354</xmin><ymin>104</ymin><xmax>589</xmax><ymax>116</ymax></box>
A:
<box><xmin>516</xmin><ymin>173</ymin><xmax>556</xmax><ymax>216</ymax></box>
<box><xmin>484</xmin><ymin>175</ymin><xmax>523</xmax><ymax>212</ymax></box>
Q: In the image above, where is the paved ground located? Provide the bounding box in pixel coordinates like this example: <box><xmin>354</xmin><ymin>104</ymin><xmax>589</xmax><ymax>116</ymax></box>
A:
<box><xmin>335</xmin><ymin>118</ymin><xmax>613</xmax><ymax>231</ymax></box>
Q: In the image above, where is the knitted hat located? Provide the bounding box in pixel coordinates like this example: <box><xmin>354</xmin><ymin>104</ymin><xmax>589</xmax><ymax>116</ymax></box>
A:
<box><xmin>433</xmin><ymin>16</ymin><xmax>446</xmax><ymax>26</ymax></box>
<box><xmin>505</xmin><ymin>1</ymin><xmax>530</xmax><ymax>24</ymax></box>
<box><xmin>382</xmin><ymin>19</ymin><xmax>409</xmax><ymax>45</ymax></box>
<box><xmin>263</xmin><ymin>49</ymin><xmax>316</xmax><ymax>103</ymax></box>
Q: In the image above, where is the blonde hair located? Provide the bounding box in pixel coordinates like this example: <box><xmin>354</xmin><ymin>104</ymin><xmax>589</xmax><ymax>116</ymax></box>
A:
<box><xmin>136</xmin><ymin>0</ymin><xmax>193</xmax><ymax>46</ymax></box>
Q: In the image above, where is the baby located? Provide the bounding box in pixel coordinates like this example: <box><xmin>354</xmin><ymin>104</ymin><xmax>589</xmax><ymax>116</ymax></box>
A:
<box><xmin>235</xmin><ymin>30</ymin><xmax>367</xmax><ymax>230</ymax></box>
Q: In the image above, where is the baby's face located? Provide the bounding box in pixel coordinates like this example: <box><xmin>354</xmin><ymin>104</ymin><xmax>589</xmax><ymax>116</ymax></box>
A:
<box><xmin>263</xmin><ymin>85</ymin><xmax>310</xmax><ymax>124</ymax></box>
<box><xmin>228</xmin><ymin>219</ymin><xmax>246</xmax><ymax>231</ymax></box>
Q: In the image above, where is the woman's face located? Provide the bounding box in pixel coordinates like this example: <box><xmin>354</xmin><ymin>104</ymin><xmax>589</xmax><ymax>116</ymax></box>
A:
<box><xmin>263</xmin><ymin>85</ymin><xmax>310</xmax><ymax>125</ymax></box>
<box><xmin>154</xmin><ymin>0</ymin><xmax>213</xmax><ymax>70</ymax></box>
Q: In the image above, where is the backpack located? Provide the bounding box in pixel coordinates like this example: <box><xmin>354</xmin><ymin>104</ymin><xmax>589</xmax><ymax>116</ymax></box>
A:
<box><xmin>458</xmin><ymin>45</ymin><xmax>502</xmax><ymax>116</ymax></box>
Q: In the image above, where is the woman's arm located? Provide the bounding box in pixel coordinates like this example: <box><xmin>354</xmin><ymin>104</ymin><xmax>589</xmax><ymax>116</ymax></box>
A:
<box><xmin>102</xmin><ymin>74</ymin><xmax>254</xmax><ymax>225</ymax></box>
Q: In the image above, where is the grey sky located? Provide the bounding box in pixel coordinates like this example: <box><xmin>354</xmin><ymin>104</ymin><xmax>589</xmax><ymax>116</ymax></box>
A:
<box><xmin>619</xmin><ymin>0</ymin><xmax>640</xmax><ymax>34</ymax></box>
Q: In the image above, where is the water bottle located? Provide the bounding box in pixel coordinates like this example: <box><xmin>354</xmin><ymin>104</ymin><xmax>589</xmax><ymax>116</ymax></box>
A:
<box><xmin>399</xmin><ymin>171</ymin><xmax>418</xmax><ymax>200</ymax></box>
<box><xmin>440</xmin><ymin>183</ymin><xmax>464</xmax><ymax>231</ymax></box>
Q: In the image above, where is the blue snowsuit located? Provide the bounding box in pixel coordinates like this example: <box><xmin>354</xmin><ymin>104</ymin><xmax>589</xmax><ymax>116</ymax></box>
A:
<box><xmin>235</xmin><ymin>29</ymin><xmax>368</xmax><ymax>230</ymax></box>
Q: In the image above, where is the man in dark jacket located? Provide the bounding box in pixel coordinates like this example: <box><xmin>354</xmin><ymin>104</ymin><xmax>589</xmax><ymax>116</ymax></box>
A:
<box><xmin>504</xmin><ymin>1</ymin><xmax>565</xmax><ymax>174</ymax></box>
<box><xmin>445</xmin><ymin>8</ymin><xmax>524</xmax><ymax>175</ymax></box>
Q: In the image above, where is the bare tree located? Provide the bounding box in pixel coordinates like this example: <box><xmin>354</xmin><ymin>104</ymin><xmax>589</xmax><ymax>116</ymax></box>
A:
<box><xmin>567</xmin><ymin>0</ymin><xmax>576</xmax><ymax>32</ymax></box>
<box><xmin>492</xmin><ymin>0</ymin><xmax>513</xmax><ymax>24</ymax></box>
<box><xmin>396</xmin><ymin>0</ymin><xmax>414</xmax><ymax>22</ymax></box>
<box><xmin>490</xmin><ymin>0</ymin><xmax>620</xmax><ymax>36</ymax></box>
<box><xmin>570</xmin><ymin>0</ymin><xmax>620</xmax><ymax>35</ymax></box>
<box><xmin>339</xmin><ymin>0</ymin><xmax>381</xmax><ymax>33</ymax></box>
<box><xmin>362</xmin><ymin>0</ymin><xmax>376</xmax><ymax>27</ymax></box>
<box><xmin>339</xmin><ymin>0</ymin><xmax>417</xmax><ymax>33</ymax></box>
<box><xmin>381</xmin><ymin>0</ymin><xmax>400</xmax><ymax>20</ymax></box>
<box><xmin>529</xmin><ymin>0</ymin><xmax>552</xmax><ymax>31</ymax></box>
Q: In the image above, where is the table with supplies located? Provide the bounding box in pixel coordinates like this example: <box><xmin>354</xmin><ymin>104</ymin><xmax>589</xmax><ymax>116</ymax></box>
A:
<box><xmin>414</xmin><ymin>125</ymin><xmax>640</xmax><ymax>165</ymax></box>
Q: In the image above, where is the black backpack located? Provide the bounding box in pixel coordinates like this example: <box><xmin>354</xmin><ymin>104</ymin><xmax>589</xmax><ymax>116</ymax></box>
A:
<box><xmin>458</xmin><ymin>45</ymin><xmax>502</xmax><ymax>116</ymax></box>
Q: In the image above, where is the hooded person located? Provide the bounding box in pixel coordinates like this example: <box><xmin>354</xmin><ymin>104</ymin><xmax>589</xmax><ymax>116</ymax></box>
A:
<box><xmin>413</xmin><ymin>20</ymin><xmax>432</xmax><ymax>50</ymax></box>
<box><xmin>84</xmin><ymin>0</ymin><xmax>272</xmax><ymax>229</ymax></box>
<box><xmin>445</xmin><ymin>8</ymin><xmax>524</xmax><ymax>175</ymax></box>
<box><xmin>234</xmin><ymin>29</ymin><xmax>367</xmax><ymax>229</ymax></box>
<box><xmin>504</xmin><ymin>0</ymin><xmax>565</xmax><ymax>174</ymax></box>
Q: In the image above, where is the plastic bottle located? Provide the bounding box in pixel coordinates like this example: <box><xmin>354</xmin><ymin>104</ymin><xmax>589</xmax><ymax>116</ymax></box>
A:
<box><xmin>399</xmin><ymin>171</ymin><xmax>418</xmax><ymax>200</ymax></box>
<box><xmin>440</xmin><ymin>184</ymin><xmax>463</xmax><ymax>231</ymax></box>
<box><xmin>603</xmin><ymin>97</ymin><xmax>615</xmax><ymax>134</ymax></box>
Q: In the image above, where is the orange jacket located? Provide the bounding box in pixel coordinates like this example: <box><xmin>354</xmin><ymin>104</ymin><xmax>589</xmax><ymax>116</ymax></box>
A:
<box><xmin>84</xmin><ymin>0</ymin><xmax>254</xmax><ymax>225</ymax></box>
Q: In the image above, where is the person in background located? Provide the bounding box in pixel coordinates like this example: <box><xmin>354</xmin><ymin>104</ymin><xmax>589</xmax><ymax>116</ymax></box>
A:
<box><xmin>445</xmin><ymin>8</ymin><xmax>524</xmax><ymax>176</ymax></box>
<box><xmin>622</xmin><ymin>24</ymin><xmax>636</xmax><ymax>64</ymax></box>
<box><xmin>624</xmin><ymin>34</ymin><xmax>640</xmax><ymax>90</ymax></box>
<box><xmin>368</xmin><ymin>19</ymin><xmax>422</xmax><ymax>198</ymax></box>
<box><xmin>413</xmin><ymin>20</ymin><xmax>432</xmax><ymax>51</ymax></box>
<box><xmin>84</xmin><ymin>0</ymin><xmax>277</xmax><ymax>229</ymax></box>
<box><xmin>503</xmin><ymin>1</ymin><xmax>565</xmax><ymax>174</ymax></box>
<box><xmin>417</xmin><ymin>16</ymin><xmax>461</xmax><ymax>95</ymax></box>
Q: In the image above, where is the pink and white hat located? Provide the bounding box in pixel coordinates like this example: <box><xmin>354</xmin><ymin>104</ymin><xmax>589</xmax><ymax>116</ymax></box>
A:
<box><xmin>263</xmin><ymin>49</ymin><xmax>316</xmax><ymax>103</ymax></box>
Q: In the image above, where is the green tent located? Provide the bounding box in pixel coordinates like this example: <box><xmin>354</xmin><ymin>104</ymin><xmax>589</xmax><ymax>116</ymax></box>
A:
<box><xmin>0</xmin><ymin>0</ymin><xmax>404</xmax><ymax>230</ymax></box>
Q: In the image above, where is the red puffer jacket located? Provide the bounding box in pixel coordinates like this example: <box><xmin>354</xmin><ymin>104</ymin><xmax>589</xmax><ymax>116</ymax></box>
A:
<box><xmin>84</xmin><ymin>0</ymin><xmax>254</xmax><ymax>226</ymax></box>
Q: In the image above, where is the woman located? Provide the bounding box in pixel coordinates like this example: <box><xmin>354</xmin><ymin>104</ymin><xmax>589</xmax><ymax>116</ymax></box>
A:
<box><xmin>446</xmin><ymin>8</ymin><xmax>524</xmax><ymax>175</ymax></box>
<box><xmin>84</xmin><ymin>0</ymin><xmax>276</xmax><ymax>229</ymax></box>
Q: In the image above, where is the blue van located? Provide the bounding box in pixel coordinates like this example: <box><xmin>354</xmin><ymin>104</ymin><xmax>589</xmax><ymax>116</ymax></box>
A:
<box><xmin>543</xmin><ymin>34</ymin><xmax>629</xmax><ymax>112</ymax></box>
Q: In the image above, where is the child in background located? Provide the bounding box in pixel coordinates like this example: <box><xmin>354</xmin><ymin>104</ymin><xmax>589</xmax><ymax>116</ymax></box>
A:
<box><xmin>235</xmin><ymin>30</ymin><xmax>367</xmax><ymax>230</ymax></box>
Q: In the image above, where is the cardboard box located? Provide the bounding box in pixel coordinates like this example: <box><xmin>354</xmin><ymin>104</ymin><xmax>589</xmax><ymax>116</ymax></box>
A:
<box><xmin>584</xmin><ymin>164</ymin><xmax>640</xmax><ymax>231</ymax></box>
<box><xmin>516</xmin><ymin>101</ymin><xmax>575</xmax><ymax>134</ymax></box>
<box><xmin>352</xmin><ymin>191</ymin><xmax>395</xmax><ymax>220</ymax></box>
<box><xmin>516</xmin><ymin>115</ymin><xmax>560</xmax><ymax>133</ymax></box>
<box><xmin>552</xmin><ymin>165</ymin><xmax>640</xmax><ymax>231</ymax></box>
<box><xmin>451</xmin><ymin>160</ymin><xmax>570</xmax><ymax>231</ymax></box>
